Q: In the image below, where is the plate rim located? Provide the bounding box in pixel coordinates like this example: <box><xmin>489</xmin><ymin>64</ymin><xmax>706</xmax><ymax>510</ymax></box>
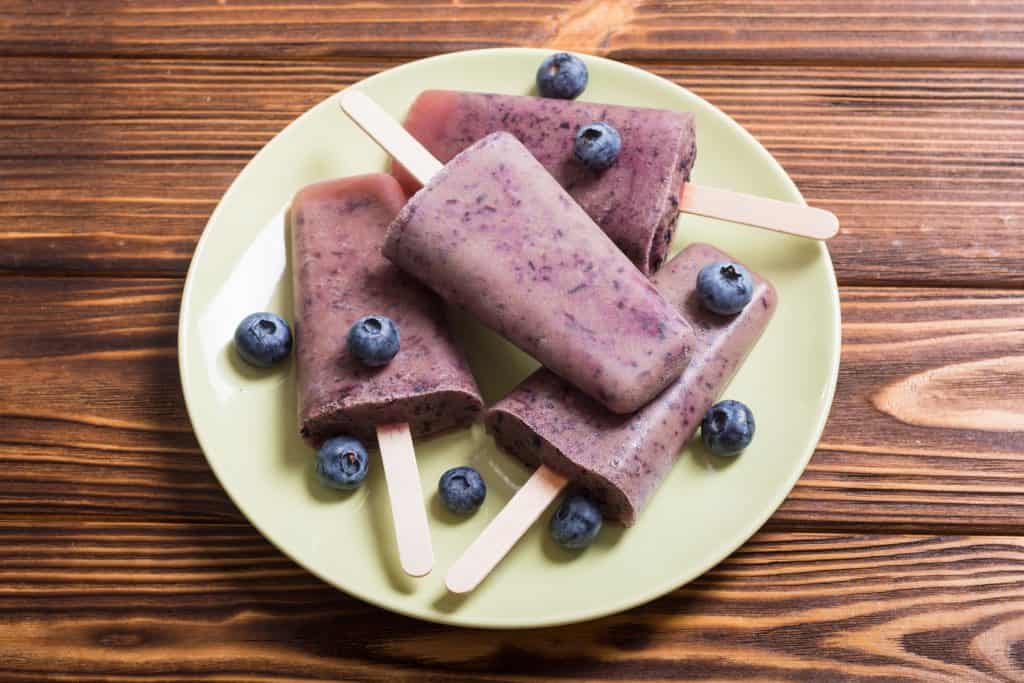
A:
<box><xmin>178</xmin><ymin>47</ymin><xmax>842</xmax><ymax>629</ymax></box>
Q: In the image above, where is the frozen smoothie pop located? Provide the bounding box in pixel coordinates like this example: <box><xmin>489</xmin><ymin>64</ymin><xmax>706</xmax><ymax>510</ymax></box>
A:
<box><xmin>395</xmin><ymin>90</ymin><xmax>695</xmax><ymax>274</ymax></box>
<box><xmin>340</xmin><ymin>90</ymin><xmax>696</xmax><ymax>415</ymax></box>
<box><xmin>446</xmin><ymin>244</ymin><xmax>777</xmax><ymax>593</ymax></box>
<box><xmin>291</xmin><ymin>173</ymin><xmax>484</xmax><ymax>577</ymax></box>
<box><xmin>394</xmin><ymin>90</ymin><xmax>837</xmax><ymax>274</ymax></box>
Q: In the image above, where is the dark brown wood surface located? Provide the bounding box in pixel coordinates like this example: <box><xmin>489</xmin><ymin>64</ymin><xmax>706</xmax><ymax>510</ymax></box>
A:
<box><xmin>1</xmin><ymin>1</ymin><xmax>1022</xmax><ymax>680</ymax></box>
<box><xmin>2</xmin><ymin>58</ymin><xmax>1023</xmax><ymax>284</ymax></box>
<box><xmin>2</xmin><ymin>525</ymin><xmax>1022</xmax><ymax>682</ymax></box>
<box><xmin>2</xmin><ymin>1</ymin><xmax>1024</xmax><ymax>63</ymax></box>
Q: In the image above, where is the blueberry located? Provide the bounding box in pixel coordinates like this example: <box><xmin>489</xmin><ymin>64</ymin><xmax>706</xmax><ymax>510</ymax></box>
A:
<box><xmin>574</xmin><ymin>122</ymin><xmax>622</xmax><ymax>171</ymax></box>
<box><xmin>550</xmin><ymin>494</ymin><xmax>602</xmax><ymax>550</ymax></box>
<box><xmin>438</xmin><ymin>466</ymin><xmax>486</xmax><ymax>515</ymax></box>
<box><xmin>696</xmin><ymin>262</ymin><xmax>754</xmax><ymax>315</ymax></box>
<box><xmin>316</xmin><ymin>436</ymin><xmax>370</xmax><ymax>490</ymax></box>
<box><xmin>234</xmin><ymin>312</ymin><xmax>292</xmax><ymax>367</ymax></box>
<box><xmin>347</xmin><ymin>315</ymin><xmax>400</xmax><ymax>367</ymax></box>
<box><xmin>536</xmin><ymin>52</ymin><xmax>588</xmax><ymax>100</ymax></box>
<box><xmin>701</xmin><ymin>400</ymin><xmax>756</xmax><ymax>456</ymax></box>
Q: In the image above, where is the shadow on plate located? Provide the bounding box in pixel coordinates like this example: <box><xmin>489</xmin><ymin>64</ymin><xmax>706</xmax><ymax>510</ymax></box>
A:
<box><xmin>691</xmin><ymin>442</ymin><xmax>743</xmax><ymax>472</ymax></box>
<box><xmin>430</xmin><ymin>492</ymin><xmax>476</xmax><ymax>526</ymax></box>
<box><xmin>366</xmin><ymin>453</ymin><xmax>418</xmax><ymax>595</ymax></box>
<box><xmin>541</xmin><ymin>509</ymin><xmax>625</xmax><ymax>564</ymax></box>
<box><xmin>433</xmin><ymin>588</ymin><xmax>474</xmax><ymax>614</ymax></box>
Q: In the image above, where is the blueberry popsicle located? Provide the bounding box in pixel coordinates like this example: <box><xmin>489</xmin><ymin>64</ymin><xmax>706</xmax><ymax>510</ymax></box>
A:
<box><xmin>393</xmin><ymin>90</ymin><xmax>696</xmax><ymax>274</ymax></box>
<box><xmin>291</xmin><ymin>173</ymin><xmax>483</xmax><ymax>446</ymax></box>
<box><xmin>485</xmin><ymin>243</ymin><xmax>776</xmax><ymax>526</ymax></box>
<box><xmin>291</xmin><ymin>172</ymin><xmax>484</xmax><ymax>577</ymax></box>
<box><xmin>383</xmin><ymin>131</ymin><xmax>695</xmax><ymax>415</ymax></box>
<box><xmin>445</xmin><ymin>243</ymin><xmax>775</xmax><ymax>592</ymax></box>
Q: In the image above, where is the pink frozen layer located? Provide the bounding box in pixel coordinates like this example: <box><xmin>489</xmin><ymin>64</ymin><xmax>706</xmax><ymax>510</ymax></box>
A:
<box><xmin>384</xmin><ymin>132</ymin><xmax>695</xmax><ymax>415</ymax></box>
<box><xmin>485</xmin><ymin>243</ymin><xmax>777</xmax><ymax>526</ymax></box>
<box><xmin>290</xmin><ymin>173</ymin><xmax>483</xmax><ymax>446</ymax></box>
<box><xmin>393</xmin><ymin>89</ymin><xmax>697</xmax><ymax>275</ymax></box>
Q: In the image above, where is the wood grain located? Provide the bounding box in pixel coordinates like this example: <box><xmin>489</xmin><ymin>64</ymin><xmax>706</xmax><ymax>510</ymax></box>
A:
<box><xmin>0</xmin><ymin>524</ymin><xmax>1021</xmax><ymax>681</ymax></box>
<box><xmin>0</xmin><ymin>58</ymin><xmax>380</xmax><ymax>275</ymax></box>
<box><xmin>2</xmin><ymin>277</ymin><xmax>1023</xmax><ymax>532</ymax></box>
<box><xmin>0</xmin><ymin>277</ymin><xmax>238</xmax><ymax>521</ymax></box>
<box><xmin>1</xmin><ymin>58</ymin><xmax>1022</xmax><ymax>284</ymax></box>
<box><xmin>1</xmin><ymin>0</ymin><xmax>1024</xmax><ymax>63</ymax></box>
<box><xmin>776</xmin><ymin>286</ymin><xmax>1024</xmax><ymax>533</ymax></box>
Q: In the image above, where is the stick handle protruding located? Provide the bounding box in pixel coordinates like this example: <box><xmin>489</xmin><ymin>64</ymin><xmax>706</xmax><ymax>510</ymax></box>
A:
<box><xmin>376</xmin><ymin>423</ymin><xmax>434</xmax><ymax>577</ymax></box>
<box><xmin>682</xmin><ymin>183</ymin><xmax>839</xmax><ymax>240</ymax></box>
<box><xmin>339</xmin><ymin>90</ymin><xmax>443</xmax><ymax>186</ymax></box>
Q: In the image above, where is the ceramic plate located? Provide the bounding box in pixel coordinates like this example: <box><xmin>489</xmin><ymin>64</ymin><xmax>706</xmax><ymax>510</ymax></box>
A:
<box><xmin>178</xmin><ymin>48</ymin><xmax>840</xmax><ymax>629</ymax></box>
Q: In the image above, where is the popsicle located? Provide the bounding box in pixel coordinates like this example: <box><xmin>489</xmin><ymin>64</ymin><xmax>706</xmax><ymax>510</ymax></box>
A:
<box><xmin>446</xmin><ymin>243</ymin><xmax>776</xmax><ymax>592</ymax></box>
<box><xmin>394</xmin><ymin>90</ymin><xmax>696</xmax><ymax>274</ymax></box>
<box><xmin>393</xmin><ymin>90</ymin><xmax>838</xmax><ymax>274</ymax></box>
<box><xmin>290</xmin><ymin>172</ymin><xmax>484</xmax><ymax>577</ymax></box>
<box><xmin>383</xmin><ymin>130</ymin><xmax>695</xmax><ymax>414</ymax></box>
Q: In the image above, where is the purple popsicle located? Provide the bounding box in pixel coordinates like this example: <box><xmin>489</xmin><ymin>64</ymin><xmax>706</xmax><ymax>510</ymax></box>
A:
<box><xmin>383</xmin><ymin>132</ymin><xmax>696</xmax><ymax>415</ymax></box>
<box><xmin>392</xmin><ymin>90</ymin><xmax>697</xmax><ymax>274</ymax></box>
<box><xmin>485</xmin><ymin>243</ymin><xmax>777</xmax><ymax>525</ymax></box>
<box><xmin>290</xmin><ymin>173</ymin><xmax>483</xmax><ymax>446</ymax></box>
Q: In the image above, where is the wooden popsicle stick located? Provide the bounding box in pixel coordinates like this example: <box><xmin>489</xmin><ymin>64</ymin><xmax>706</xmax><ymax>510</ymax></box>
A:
<box><xmin>682</xmin><ymin>183</ymin><xmax>839</xmax><ymax>240</ymax></box>
<box><xmin>339</xmin><ymin>90</ymin><xmax>442</xmax><ymax>186</ymax></box>
<box><xmin>445</xmin><ymin>465</ymin><xmax>568</xmax><ymax>594</ymax></box>
<box><xmin>376</xmin><ymin>423</ymin><xmax>434</xmax><ymax>577</ymax></box>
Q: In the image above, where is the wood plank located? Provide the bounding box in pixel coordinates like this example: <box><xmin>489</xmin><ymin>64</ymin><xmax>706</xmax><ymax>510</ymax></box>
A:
<box><xmin>2</xmin><ymin>277</ymin><xmax>1023</xmax><ymax>532</ymax></box>
<box><xmin>1</xmin><ymin>58</ymin><xmax>1022</xmax><ymax>284</ymax></box>
<box><xmin>1</xmin><ymin>0</ymin><xmax>1023</xmax><ymax>63</ymax></box>
<box><xmin>774</xmin><ymin>286</ymin><xmax>1024</xmax><ymax>533</ymax></box>
<box><xmin>0</xmin><ymin>277</ymin><xmax>240</xmax><ymax>522</ymax></box>
<box><xmin>0</xmin><ymin>58</ymin><xmax>382</xmax><ymax>276</ymax></box>
<box><xmin>0</xmin><ymin>523</ymin><xmax>1021</xmax><ymax>681</ymax></box>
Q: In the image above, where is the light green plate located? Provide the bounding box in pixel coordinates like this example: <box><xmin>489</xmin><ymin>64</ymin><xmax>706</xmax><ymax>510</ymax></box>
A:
<box><xmin>179</xmin><ymin>48</ymin><xmax>840</xmax><ymax>629</ymax></box>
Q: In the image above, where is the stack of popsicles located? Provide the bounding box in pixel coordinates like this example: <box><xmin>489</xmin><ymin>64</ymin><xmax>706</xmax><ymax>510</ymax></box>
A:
<box><xmin>286</xmin><ymin>77</ymin><xmax>835</xmax><ymax>589</ymax></box>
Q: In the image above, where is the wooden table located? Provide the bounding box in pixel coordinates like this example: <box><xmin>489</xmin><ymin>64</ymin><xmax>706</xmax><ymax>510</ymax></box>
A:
<box><xmin>2</xmin><ymin>2</ymin><xmax>1023</xmax><ymax>680</ymax></box>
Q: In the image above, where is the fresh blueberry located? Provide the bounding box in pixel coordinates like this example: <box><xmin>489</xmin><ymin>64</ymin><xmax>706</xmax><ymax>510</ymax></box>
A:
<box><xmin>316</xmin><ymin>436</ymin><xmax>370</xmax><ymax>490</ymax></box>
<box><xmin>574</xmin><ymin>122</ymin><xmax>622</xmax><ymax>171</ymax></box>
<box><xmin>438</xmin><ymin>466</ymin><xmax>486</xmax><ymax>515</ymax></box>
<box><xmin>696</xmin><ymin>261</ymin><xmax>754</xmax><ymax>315</ymax></box>
<box><xmin>550</xmin><ymin>494</ymin><xmax>602</xmax><ymax>550</ymax></box>
<box><xmin>701</xmin><ymin>400</ymin><xmax>756</xmax><ymax>456</ymax></box>
<box><xmin>234</xmin><ymin>312</ymin><xmax>292</xmax><ymax>367</ymax></box>
<box><xmin>347</xmin><ymin>315</ymin><xmax>400</xmax><ymax>367</ymax></box>
<box><xmin>536</xmin><ymin>52</ymin><xmax>588</xmax><ymax>100</ymax></box>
